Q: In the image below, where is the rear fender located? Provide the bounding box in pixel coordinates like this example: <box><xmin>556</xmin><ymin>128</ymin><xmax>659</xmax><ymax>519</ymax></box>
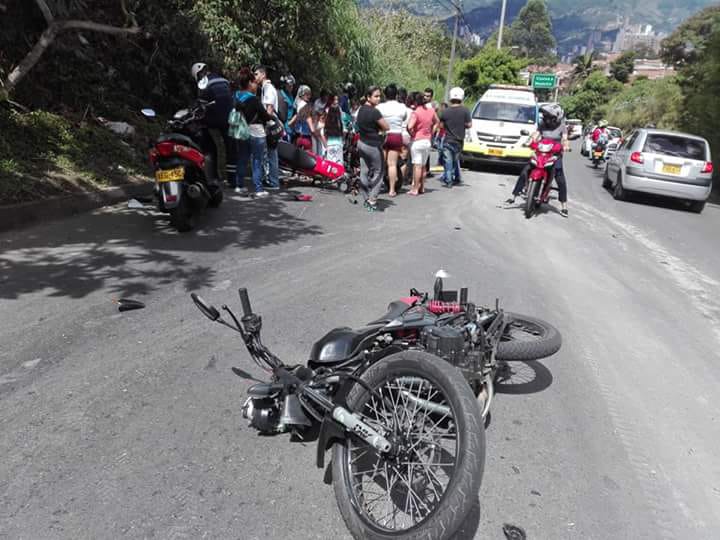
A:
<box><xmin>160</xmin><ymin>181</ymin><xmax>182</xmax><ymax>209</ymax></box>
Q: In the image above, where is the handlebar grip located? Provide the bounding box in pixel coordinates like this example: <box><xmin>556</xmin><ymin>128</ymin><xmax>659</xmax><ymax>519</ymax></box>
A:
<box><xmin>238</xmin><ymin>288</ymin><xmax>253</xmax><ymax>316</ymax></box>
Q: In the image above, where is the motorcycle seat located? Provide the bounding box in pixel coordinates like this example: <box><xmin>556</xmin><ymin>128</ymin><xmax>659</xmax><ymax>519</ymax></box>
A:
<box><xmin>367</xmin><ymin>300</ymin><xmax>414</xmax><ymax>325</ymax></box>
<box><xmin>309</xmin><ymin>326</ymin><xmax>380</xmax><ymax>365</ymax></box>
<box><xmin>277</xmin><ymin>141</ymin><xmax>317</xmax><ymax>170</ymax></box>
<box><xmin>158</xmin><ymin>133</ymin><xmax>203</xmax><ymax>152</ymax></box>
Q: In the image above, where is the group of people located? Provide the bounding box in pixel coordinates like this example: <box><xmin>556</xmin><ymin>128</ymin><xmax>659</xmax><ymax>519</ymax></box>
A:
<box><xmin>354</xmin><ymin>84</ymin><xmax>472</xmax><ymax>211</ymax></box>
<box><xmin>190</xmin><ymin>62</ymin><xmax>472</xmax><ymax>209</ymax></box>
<box><xmin>190</xmin><ymin>61</ymin><xmax>571</xmax><ymax>216</ymax></box>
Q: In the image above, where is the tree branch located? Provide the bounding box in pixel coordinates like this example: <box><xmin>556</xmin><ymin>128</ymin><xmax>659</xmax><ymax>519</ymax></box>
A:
<box><xmin>59</xmin><ymin>19</ymin><xmax>140</xmax><ymax>35</ymax></box>
<box><xmin>34</xmin><ymin>0</ymin><xmax>54</xmax><ymax>25</ymax></box>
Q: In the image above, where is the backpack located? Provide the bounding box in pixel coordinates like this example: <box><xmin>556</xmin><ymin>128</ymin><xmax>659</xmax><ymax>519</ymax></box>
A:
<box><xmin>228</xmin><ymin>107</ymin><xmax>250</xmax><ymax>141</ymax></box>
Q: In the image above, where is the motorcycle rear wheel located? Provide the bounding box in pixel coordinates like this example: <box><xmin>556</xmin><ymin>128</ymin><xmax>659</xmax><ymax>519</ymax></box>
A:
<box><xmin>169</xmin><ymin>197</ymin><xmax>196</xmax><ymax>232</ymax></box>
<box><xmin>525</xmin><ymin>181</ymin><xmax>540</xmax><ymax>219</ymax></box>
<box><xmin>496</xmin><ymin>313</ymin><xmax>562</xmax><ymax>361</ymax></box>
<box><xmin>332</xmin><ymin>351</ymin><xmax>484</xmax><ymax>540</ymax></box>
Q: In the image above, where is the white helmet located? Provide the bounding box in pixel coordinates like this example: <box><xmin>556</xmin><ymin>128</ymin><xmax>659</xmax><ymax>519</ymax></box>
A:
<box><xmin>449</xmin><ymin>87</ymin><xmax>464</xmax><ymax>101</ymax></box>
<box><xmin>191</xmin><ymin>62</ymin><xmax>207</xmax><ymax>81</ymax></box>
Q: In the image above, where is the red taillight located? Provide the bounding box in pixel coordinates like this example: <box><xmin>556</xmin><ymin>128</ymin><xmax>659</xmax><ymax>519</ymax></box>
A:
<box><xmin>630</xmin><ymin>152</ymin><xmax>644</xmax><ymax>164</ymax></box>
<box><xmin>702</xmin><ymin>161</ymin><xmax>714</xmax><ymax>174</ymax></box>
<box><xmin>156</xmin><ymin>141</ymin><xmax>175</xmax><ymax>157</ymax></box>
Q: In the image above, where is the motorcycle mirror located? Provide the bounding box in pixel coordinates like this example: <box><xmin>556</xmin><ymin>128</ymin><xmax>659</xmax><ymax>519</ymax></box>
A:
<box><xmin>141</xmin><ymin>108</ymin><xmax>156</xmax><ymax>119</ymax></box>
<box><xmin>173</xmin><ymin>109</ymin><xmax>189</xmax><ymax>120</ymax></box>
<box><xmin>191</xmin><ymin>293</ymin><xmax>220</xmax><ymax>321</ymax></box>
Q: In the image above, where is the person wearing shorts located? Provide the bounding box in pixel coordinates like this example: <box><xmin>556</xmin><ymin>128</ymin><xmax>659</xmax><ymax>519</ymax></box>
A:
<box><xmin>377</xmin><ymin>84</ymin><xmax>408</xmax><ymax>197</ymax></box>
<box><xmin>406</xmin><ymin>92</ymin><xmax>438</xmax><ymax>196</ymax></box>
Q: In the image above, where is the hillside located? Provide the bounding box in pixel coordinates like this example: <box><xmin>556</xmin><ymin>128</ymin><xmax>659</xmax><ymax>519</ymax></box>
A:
<box><xmin>358</xmin><ymin>0</ymin><xmax>718</xmax><ymax>55</ymax></box>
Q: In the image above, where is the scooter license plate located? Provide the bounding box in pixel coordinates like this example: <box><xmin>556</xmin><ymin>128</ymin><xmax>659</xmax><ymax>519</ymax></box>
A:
<box><xmin>488</xmin><ymin>148</ymin><xmax>504</xmax><ymax>157</ymax></box>
<box><xmin>156</xmin><ymin>167</ymin><xmax>184</xmax><ymax>182</ymax></box>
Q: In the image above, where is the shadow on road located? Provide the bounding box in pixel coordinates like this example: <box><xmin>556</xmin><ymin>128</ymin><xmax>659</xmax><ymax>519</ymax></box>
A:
<box><xmin>0</xmin><ymin>190</ymin><xmax>324</xmax><ymax>299</ymax></box>
<box><xmin>494</xmin><ymin>360</ymin><xmax>553</xmax><ymax>395</ymax></box>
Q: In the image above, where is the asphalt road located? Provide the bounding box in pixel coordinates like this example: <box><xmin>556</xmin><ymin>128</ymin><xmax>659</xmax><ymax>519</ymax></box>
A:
<box><xmin>1</xmin><ymin>146</ymin><xmax>720</xmax><ymax>539</ymax></box>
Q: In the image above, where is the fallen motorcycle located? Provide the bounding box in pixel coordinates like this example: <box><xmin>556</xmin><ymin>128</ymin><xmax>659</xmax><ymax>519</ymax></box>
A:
<box><xmin>190</xmin><ymin>277</ymin><xmax>561</xmax><ymax>539</ymax></box>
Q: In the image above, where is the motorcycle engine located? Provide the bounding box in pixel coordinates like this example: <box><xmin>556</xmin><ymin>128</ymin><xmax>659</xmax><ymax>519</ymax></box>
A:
<box><xmin>242</xmin><ymin>397</ymin><xmax>282</xmax><ymax>433</ymax></box>
<box><xmin>421</xmin><ymin>326</ymin><xmax>466</xmax><ymax>365</ymax></box>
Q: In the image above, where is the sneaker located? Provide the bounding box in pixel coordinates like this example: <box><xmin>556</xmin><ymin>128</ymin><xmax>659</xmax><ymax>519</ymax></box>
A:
<box><xmin>505</xmin><ymin>197</ymin><xmax>516</xmax><ymax>204</ymax></box>
<box><xmin>234</xmin><ymin>187</ymin><xmax>242</xmax><ymax>194</ymax></box>
<box><xmin>255</xmin><ymin>191</ymin><xmax>269</xmax><ymax>198</ymax></box>
<box><xmin>561</xmin><ymin>208</ymin><xmax>568</xmax><ymax>217</ymax></box>
<box><xmin>266</xmin><ymin>185</ymin><xmax>281</xmax><ymax>191</ymax></box>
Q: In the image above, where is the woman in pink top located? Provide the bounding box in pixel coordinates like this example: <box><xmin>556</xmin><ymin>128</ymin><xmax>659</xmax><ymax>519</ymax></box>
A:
<box><xmin>406</xmin><ymin>93</ymin><xmax>438</xmax><ymax>195</ymax></box>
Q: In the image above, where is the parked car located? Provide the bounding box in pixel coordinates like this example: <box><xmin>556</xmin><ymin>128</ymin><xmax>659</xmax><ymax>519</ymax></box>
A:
<box><xmin>567</xmin><ymin>119</ymin><xmax>582</xmax><ymax>140</ymax></box>
<box><xmin>603</xmin><ymin>128</ymin><xmax>713</xmax><ymax>213</ymax></box>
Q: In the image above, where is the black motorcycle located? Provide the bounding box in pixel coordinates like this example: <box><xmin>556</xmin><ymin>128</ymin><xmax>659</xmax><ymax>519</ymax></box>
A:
<box><xmin>141</xmin><ymin>102</ymin><xmax>223</xmax><ymax>232</ymax></box>
<box><xmin>190</xmin><ymin>278</ymin><xmax>561</xmax><ymax>539</ymax></box>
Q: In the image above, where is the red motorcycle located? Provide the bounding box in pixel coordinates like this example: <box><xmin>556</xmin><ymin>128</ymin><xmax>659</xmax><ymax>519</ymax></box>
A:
<box><xmin>525</xmin><ymin>138</ymin><xmax>563</xmax><ymax>219</ymax></box>
<box><xmin>277</xmin><ymin>140</ymin><xmax>352</xmax><ymax>190</ymax></box>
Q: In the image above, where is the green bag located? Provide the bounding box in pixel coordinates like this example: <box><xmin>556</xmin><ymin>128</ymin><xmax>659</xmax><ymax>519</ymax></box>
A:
<box><xmin>228</xmin><ymin>108</ymin><xmax>250</xmax><ymax>141</ymax></box>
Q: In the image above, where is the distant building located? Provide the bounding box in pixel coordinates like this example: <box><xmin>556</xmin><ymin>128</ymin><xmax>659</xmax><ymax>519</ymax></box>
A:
<box><xmin>613</xmin><ymin>23</ymin><xmax>665</xmax><ymax>54</ymax></box>
<box><xmin>632</xmin><ymin>59</ymin><xmax>675</xmax><ymax>80</ymax></box>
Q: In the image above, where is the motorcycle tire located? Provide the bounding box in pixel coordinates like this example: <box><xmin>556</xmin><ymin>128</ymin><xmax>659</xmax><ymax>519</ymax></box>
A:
<box><xmin>332</xmin><ymin>350</ymin><xmax>485</xmax><ymax>540</ymax></box>
<box><xmin>525</xmin><ymin>181</ymin><xmax>540</xmax><ymax>219</ymax></box>
<box><xmin>496</xmin><ymin>313</ymin><xmax>562</xmax><ymax>362</ymax></box>
<box><xmin>208</xmin><ymin>186</ymin><xmax>224</xmax><ymax>208</ymax></box>
<box><xmin>169</xmin><ymin>197</ymin><xmax>196</xmax><ymax>232</ymax></box>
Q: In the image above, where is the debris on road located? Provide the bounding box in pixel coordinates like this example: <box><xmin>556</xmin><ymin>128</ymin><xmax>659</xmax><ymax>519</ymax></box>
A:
<box><xmin>295</xmin><ymin>194</ymin><xmax>313</xmax><ymax>201</ymax></box>
<box><xmin>127</xmin><ymin>198</ymin><xmax>144</xmax><ymax>209</ymax></box>
<box><xmin>114</xmin><ymin>298</ymin><xmax>146</xmax><ymax>312</ymax></box>
<box><xmin>503</xmin><ymin>523</ymin><xmax>527</xmax><ymax>540</ymax></box>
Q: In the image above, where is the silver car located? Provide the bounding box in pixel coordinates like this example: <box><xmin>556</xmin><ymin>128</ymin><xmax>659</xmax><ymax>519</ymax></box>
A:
<box><xmin>604</xmin><ymin>128</ymin><xmax>713</xmax><ymax>213</ymax></box>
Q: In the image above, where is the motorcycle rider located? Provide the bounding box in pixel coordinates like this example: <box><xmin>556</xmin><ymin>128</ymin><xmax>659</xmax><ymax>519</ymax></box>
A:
<box><xmin>191</xmin><ymin>62</ymin><xmax>236</xmax><ymax>187</ymax></box>
<box><xmin>592</xmin><ymin>119</ymin><xmax>610</xmax><ymax>145</ymax></box>
<box><xmin>505</xmin><ymin>103</ymin><xmax>570</xmax><ymax>217</ymax></box>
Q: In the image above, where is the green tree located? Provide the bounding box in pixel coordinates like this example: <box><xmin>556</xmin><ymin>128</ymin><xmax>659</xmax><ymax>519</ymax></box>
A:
<box><xmin>509</xmin><ymin>0</ymin><xmax>557</xmax><ymax>64</ymax></box>
<box><xmin>661</xmin><ymin>5</ymin><xmax>720</xmax><ymax>67</ymax></box>
<box><xmin>560</xmin><ymin>71</ymin><xmax>622</xmax><ymax>123</ymax></box>
<box><xmin>610</xmin><ymin>51</ymin><xmax>636</xmax><ymax>83</ymax></box>
<box><xmin>456</xmin><ymin>48</ymin><xmax>526</xmax><ymax>99</ymax></box>
<box><xmin>604</xmin><ymin>77</ymin><xmax>682</xmax><ymax>132</ymax></box>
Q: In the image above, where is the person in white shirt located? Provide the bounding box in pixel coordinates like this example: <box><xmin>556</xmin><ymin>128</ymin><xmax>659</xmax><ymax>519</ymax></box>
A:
<box><xmin>377</xmin><ymin>84</ymin><xmax>409</xmax><ymax>197</ymax></box>
<box><xmin>253</xmin><ymin>65</ymin><xmax>280</xmax><ymax>189</ymax></box>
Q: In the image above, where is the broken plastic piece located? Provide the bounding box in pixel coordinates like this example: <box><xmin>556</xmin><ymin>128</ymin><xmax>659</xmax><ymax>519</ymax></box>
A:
<box><xmin>114</xmin><ymin>298</ymin><xmax>146</xmax><ymax>312</ymax></box>
<box><xmin>295</xmin><ymin>194</ymin><xmax>313</xmax><ymax>201</ymax></box>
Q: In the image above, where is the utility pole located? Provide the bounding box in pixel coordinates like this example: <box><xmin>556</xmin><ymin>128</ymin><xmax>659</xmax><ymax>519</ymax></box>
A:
<box><xmin>497</xmin><ymin>0</ymin><xmax>507</xmax><ymax>50</ymax></box>
<box><xmin>444</xmin><ymin>0</ymin><xmax>462</xmax><ymax>103</ymax></box>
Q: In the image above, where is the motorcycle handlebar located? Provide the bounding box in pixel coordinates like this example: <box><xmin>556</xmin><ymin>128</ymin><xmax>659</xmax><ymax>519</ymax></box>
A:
<box><xmin>238</xmin><ymin>288</ymin><xmax>253</xmax><ymax>316</ymax></box>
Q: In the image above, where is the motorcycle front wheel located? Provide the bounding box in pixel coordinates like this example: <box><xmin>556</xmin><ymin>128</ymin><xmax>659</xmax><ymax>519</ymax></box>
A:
<box><xmin>332</xmin><ymin>351</ymin><xmax>485</xmax><ymax>540</ymax></box>
<box><xmin>496</xmin><ymin>313</ymin><xmax>562</xmax><ymax>361</ymax></box>
<box><xmin>525</xmin><ymin>181</ymin><xmax>540</xmax><ymax>219</ymax></box>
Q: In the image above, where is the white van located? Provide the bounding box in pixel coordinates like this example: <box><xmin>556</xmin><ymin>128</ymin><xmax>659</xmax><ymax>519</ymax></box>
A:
<box><xmin>462</xmin><ymin>85</ymin><xmax>538</xmax><ymax>168</ymax></box>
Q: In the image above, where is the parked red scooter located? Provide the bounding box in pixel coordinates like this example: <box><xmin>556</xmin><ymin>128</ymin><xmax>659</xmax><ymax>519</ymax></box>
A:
<box><xmin>524</xmin><ymin>138</ymin><xmax>563</xmax><ymax>219</ymax></box>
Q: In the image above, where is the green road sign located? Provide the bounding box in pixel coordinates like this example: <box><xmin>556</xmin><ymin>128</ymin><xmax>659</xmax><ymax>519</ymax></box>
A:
<box><xmin>531</xmin><ymin>73</ymin><xmax>556</xmax><ymax>89</ymax></box>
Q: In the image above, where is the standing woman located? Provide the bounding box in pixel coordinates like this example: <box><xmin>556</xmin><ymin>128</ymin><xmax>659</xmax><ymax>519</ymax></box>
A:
<box><xmin>323</xmin><ymin>94</ymin><xmax>344</xmax><ymax>164</ymax></box>
<box><xmin>234</xmin><ymin>67</ymin><xmax>272</xmax><ymax>197</ymax></box>
<box><xmin>355</xmin><ymin>86</ymin><xmax>390</xmax><ymax>211</ymax></box>
<box><xmin>407</xmin><ymin>92</ymin><xmax>438</xmax><ymax>196</ymax></box>
<box><xmin>288</xmin><ymin>85</ymin><xmax>315</xmax><ymax>151</ymax></box>
<box><xmin>377</xmin><ymin>84</ymin><xmax>408</xmax><ymax>197</ymax></box>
